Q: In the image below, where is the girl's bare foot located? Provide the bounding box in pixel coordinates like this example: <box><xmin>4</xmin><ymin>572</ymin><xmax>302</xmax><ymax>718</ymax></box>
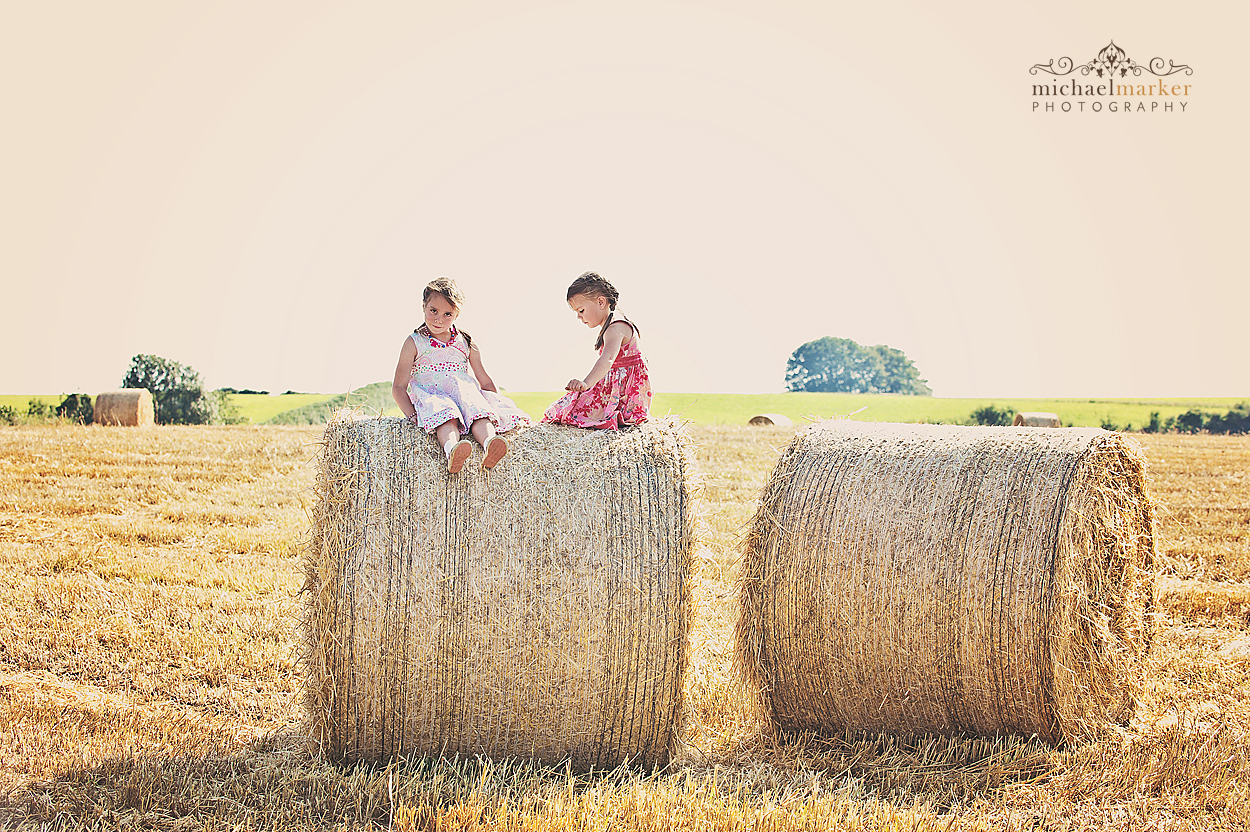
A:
<box><xmin>446</xmin><ymin>439</ymin><xmax>473</xmax><ymax>473</ymax></box>
<box><xmin>482</xmin><ymin>436</ymin><xmax>508</xmax><ymax>469</ymax></box>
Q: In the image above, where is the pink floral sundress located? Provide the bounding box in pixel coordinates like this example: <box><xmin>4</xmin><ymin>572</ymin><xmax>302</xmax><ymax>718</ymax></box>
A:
<box><xmin>542</xmin><ymin>314</ymin><xmax>652</xmax><ymax>430</ymax></box>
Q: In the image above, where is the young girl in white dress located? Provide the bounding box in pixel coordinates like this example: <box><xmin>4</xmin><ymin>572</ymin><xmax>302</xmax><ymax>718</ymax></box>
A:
<box><xmin>390</xmin><ymin>277</ymin><xmax>531</xmax><ymax>472</ymax></box>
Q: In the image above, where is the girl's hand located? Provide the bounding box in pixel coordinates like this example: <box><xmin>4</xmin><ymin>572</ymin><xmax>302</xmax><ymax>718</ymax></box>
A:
<box><xmin>566</xmin><ymin>379</ymin><xmax>587</xmax><ymax>393</ymax></box>
<box><xmin>406</xmin><ymin>412</ymin><xmax>419</xmax><ymax>425</ymax></box>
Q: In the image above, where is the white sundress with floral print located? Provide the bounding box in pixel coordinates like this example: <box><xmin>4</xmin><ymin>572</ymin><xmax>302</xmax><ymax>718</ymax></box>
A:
<box><xmin>406</xmin><ymin>326</ymin><xmax>531</xmax><ymax>434</ymax></box>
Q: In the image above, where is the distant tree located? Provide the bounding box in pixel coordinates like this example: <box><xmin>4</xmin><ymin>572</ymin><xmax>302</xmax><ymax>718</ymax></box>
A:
<box><xmin>969</xmin><ymin>404</ymin><xmax>1014</xmax><ymax>426</ymax></box>
<box><xmin>122</xmin><ymin>354</ymin><xmax>218</xmax><ymax>425</ymax></box>
<box><xmin>785</xmin><ymin>337</ymin><xmax>931</xmax><ymax>395</ymax></box>
<box><xmin>1169</xmin><ymin>403</ymin><xmax>1250</xmax><ymax>435</ymax></box>
<box><xmin>1171</xmin><ymin>409</ymin><xmax>1205</xmax><ymax>435</ymax></box>
<box><xmin>212</xmin><ymin>389</ymin><xmax>248</xmax><ymax>425</ymax></box>
<box><xmin>56</xmin><ymin>393</ymin><xmax>93</xmax><ymax>424</ymax></box>
<box><xmin>868</xmin><ymin>344</ymin><xmax>932</xmax><ymax>395</ymax></box>
<box><xmin>1206</xmin><ymin>402</ymin><xmax>1250</xmax><ymax>435</ymax></box>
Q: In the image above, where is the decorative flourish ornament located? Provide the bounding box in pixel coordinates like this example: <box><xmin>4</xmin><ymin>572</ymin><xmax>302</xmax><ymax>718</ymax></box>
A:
<box><xmin>1030</xmin><ymin>41</ymin><xmax>1191</xmax><ymax>79</ymax></box>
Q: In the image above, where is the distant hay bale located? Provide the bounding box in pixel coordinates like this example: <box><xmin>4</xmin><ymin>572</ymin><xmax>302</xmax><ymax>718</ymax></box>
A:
<box><xmin>92</xmin><ymin>389</ymin><xmax>155</xmax><ymax>426</ymax></box>
<box><xmin>1014</xmin><ymin>411</ymin><xmax>1062</xmax><ymax>427</ymax></box>
<box><xmin>736</xmin><ymin>421</ymin><xmax>1155</xmax><ymax>744</ymax></box>
<box><xmin>302</xmin><ymin>416</ymin><xmax>695</xmax><ymax>768</ymax></box>
<box><xmin>748</xmin><ymin>413</ymin><xmax>793</xmax><ymax>427</ymax></box>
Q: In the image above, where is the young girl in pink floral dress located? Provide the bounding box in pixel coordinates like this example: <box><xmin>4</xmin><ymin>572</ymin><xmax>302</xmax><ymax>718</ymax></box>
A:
<box><xmin>391</xmin><ymin>277</ymin><xmax>531</xmax><ymax>472</ymax></box>
<box><xmin>543</xmin><ymin>272</ymin><xmax>653</xmax><ymax>429</ymax></box>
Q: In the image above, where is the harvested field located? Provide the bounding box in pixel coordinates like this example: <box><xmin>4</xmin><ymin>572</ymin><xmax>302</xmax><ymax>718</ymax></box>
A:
<box><xmin>0</xmin><ymin>424</ymin><xmax>1247</xmax><ymax>830</ymax></box>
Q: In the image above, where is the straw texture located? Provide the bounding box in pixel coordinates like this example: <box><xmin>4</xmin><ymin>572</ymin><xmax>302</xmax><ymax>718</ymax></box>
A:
<box><xmin>302</xmin><ymin>415</ymin><xmax>694</xmax><ymax>768</ymax></box>
<box><xmin>736</xmin><ymin>421</ymin><xmax>1155</xmax><ymax>744</ymax></box>
<box><xmin>1014</xmin><ymin>412</ymin><xmax>1062</xmax><ymax>428</ymax></box>
<box><xmin>92</xmin><ymin>389</ymin><xmax>155</xmax><ymax>426</ymax></box>
<box><xmin>748</xmin><ymin>414</ymin><xmax>793</xmax><ymax>427</ymax></box>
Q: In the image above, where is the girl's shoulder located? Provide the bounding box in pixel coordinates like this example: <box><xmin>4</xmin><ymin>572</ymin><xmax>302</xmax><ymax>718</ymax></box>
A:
<box><xmin>409</xmin><ymin>326</ymin><xmax>443</xmax><ymax>356</ymax></box>
<box><xmin>607</xmin><ymin>311</ymin><xmax>639</xmax><ymax>340</ymax></box>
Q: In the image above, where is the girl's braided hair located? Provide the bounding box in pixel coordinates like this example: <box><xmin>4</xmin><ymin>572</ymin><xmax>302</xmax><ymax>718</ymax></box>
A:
<box><xmin>565</xmin><ymin>271</ymin><xmax>618</xmax><ymax>309</ymax></box>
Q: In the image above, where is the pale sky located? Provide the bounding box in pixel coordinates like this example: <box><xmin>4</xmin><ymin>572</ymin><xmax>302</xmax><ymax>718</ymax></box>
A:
<box><xmin>3</xmin><ymin>1</ymin><xmax>1246</xmax><ymax>398</ymax></box>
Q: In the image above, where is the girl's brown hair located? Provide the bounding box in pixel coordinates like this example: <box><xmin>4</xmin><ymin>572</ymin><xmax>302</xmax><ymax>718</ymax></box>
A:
<box><xmin>423</xmin><ymin>276</ymin><xmax>465</xmax><ymax>309</ymax></box>
<box><xmin>567</xmin><ymin>271</ymin><xmax>635</xmax><ymax>350</ymax></box>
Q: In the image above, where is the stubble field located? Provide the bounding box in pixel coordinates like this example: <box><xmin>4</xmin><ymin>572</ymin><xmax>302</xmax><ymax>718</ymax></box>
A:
<box><xmin>0</xmin><ymin>424</ymin><xmax>1247</xmax><ymax>830</ymax></box>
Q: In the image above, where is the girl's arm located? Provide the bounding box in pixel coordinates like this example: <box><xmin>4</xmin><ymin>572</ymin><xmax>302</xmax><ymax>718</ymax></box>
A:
<box><xmin>391</xmin><ymin>337</ymin><xmax>420</xmax><ymax>422</ymax></box>
<box><xmin>467</xmin><ymin>343</ymin><xmax>499</xmax><ymax>393</ymax></box>
<box><xmin>566</xmin><ymin>321</ymin><xmax>631</xmax><ymax>392</ymax></box>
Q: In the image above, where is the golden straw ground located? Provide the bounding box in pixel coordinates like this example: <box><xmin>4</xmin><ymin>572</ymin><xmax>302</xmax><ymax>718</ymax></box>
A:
<box><xmin>303</xmin><ymin>414</ymin><xmax>696</xmax><ymax>768</ymax></box>
<box><xmin>0</xmin><ymin>424</ymin><xmax>1247</xmax><ymax>830</ymax></box>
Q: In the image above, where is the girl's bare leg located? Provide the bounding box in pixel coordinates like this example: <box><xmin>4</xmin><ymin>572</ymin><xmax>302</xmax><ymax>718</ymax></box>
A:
<box><xmin>472</xmin><ymin>417</ymin><xmax>508</xmax><ymax>469</ymax></box>
<box><xmin>436</xmin><ymin>419</ymin><xmax>471</xmax><ymax>473</ymax></box>
<box><xmin>470</xmin><ymin>417</ymin><xmax>496</xmax><ymax>446</ymax></box>
<box><xmin>434</xmin><ymin>420</ymin><xmax>460</xmax><ymax>449</ymax></box>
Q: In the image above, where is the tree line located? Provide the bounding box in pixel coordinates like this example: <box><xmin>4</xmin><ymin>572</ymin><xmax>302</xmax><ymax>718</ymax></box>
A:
<box><xmin>0</xmin><ymin>355</ymin><xmax>241</xmax><ymax>426</ymax></box>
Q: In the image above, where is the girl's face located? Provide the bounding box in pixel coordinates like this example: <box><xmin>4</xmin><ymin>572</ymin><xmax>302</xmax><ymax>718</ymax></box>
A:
<box><xmin>424</xmin><ymin>292</ymin><xmax>460</xmax><ymax>337</ymax></box>
<box><xmin>568</xmin><ymin>293</ymin><xmax>610</xmax><ymax>328</ymax></box>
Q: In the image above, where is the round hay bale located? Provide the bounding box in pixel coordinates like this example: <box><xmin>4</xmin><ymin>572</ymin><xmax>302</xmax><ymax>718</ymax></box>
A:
<box><xmin>303</xmin><ymin>416</ymin><xmax>695</xmax><ymax>768</ymax></box>
<box><xmin>735</xmin><ymin>421</ymin><xmax>1155</xmax><ymax>744</ymax></box>
<box><xmin>92</xmin><ymin>389</ymin><xmax>155</xmax><ymax>426</ymax></box>
<box><xmin>748</xmin><ymin>413</ymin><xmax>793</xmax><ymax>427</ymax></box>
<box><xmin>1014</xmin><ymin>411</ymin><xmax>1062</xmax><ymax>428</ymax></box>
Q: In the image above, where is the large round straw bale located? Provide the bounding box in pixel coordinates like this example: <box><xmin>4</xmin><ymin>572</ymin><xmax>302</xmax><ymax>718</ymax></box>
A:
<box><xmin>302</xmin><ymin>416</ymin><xmax>695</xmax><ymax>768</ymax></box>
<box><xmin>1014</xmin><ymin>411</ymin><xmax>1062</xmax><ymax>427</ymax></box>
<box><xmin>92</xmin><ymin>389</ymin><xmax>155</xmax><ymax>426</ymax></box>
<box><xmin>736</xmin><ymin>421</ymin><xmax>1155</xmax><ymax>744</ymax></box>
<box><xmin>748</xmin><ymin>413</ymin><xmax>793</xmax><ymax>427</ymax></box>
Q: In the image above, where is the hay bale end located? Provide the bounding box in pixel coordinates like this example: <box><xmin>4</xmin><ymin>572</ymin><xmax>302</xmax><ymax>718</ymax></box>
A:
<box><xmin>1014</xmin><ymin>411</ymin><xmax>1062</xmax><ymax>427</ymax></box>
<box><xmin>92</xmin><ymin>389</ymin><xmax>155</xmax><ymax>426</ymax></box>
<box><xmin>748</xmin><ymin>413</ymin><xmax>793</xmax><ymax>427</ymax></box>
<box><xmin>302</xmin><ymin>416</ymin><xmax>695</xmax><ymax>769</ymax></box>
<box><xmin>736</xmin><ymin>421</ymin><xmax>1155</xmax><ymax>744</ymax></box>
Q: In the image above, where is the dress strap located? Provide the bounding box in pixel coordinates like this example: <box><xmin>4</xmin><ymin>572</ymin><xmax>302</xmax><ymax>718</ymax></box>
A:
<box><xmin>607</xmin><ymin>311</ymin><xmax>638</xmax><ymax>335</ymax></box>
<box><xmin>596</xmin><ymin>310</ymin><xmax>639</xmax><ymax>350</ymax></box>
